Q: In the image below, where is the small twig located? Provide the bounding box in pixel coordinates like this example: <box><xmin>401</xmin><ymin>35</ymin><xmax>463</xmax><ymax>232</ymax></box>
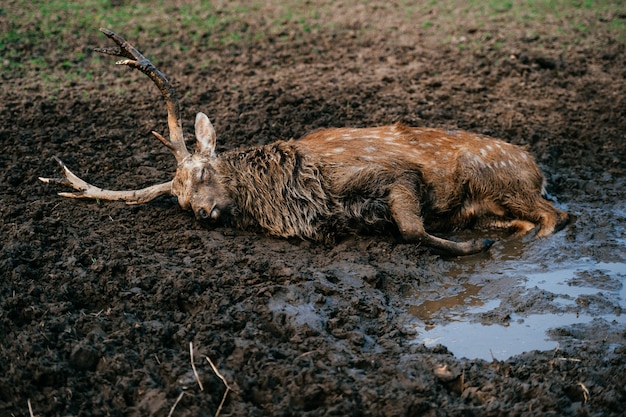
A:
<box><xmin>297</xmin><ymin>350</ymin><xmax>319</xmax><ymax>359</ymax></box>
<box><xmin>555</xmin><ymin>357</ymin><xmax>582</xmax><ymax>362</ymax></box>
<box><xmin>167</xmin><ymin>392</ymin><xmax>185</xmax><ymax>417</ymax></box>
<box><xmin>206</xmin><ymin>355</ymin><xmax>234</xmax><ymax>391</ymax></box>
<box><xmin>578</xmin><ymin>382</ymin><xmax>590</xmax><ymax>404</ymax></box>
<box><xmin>189</xmin><ymin>342</ymin><xmax>204</xmax><ymax>391</ymax></box>
<box><xmin>27</xmin><ymin>399</ymin><xmax>35</xmax><ymax>417</ymax></box>
<box><xmin>206</xmin><ymin>355</ymin><xmax>234</xmax><ymax>417</ymax></box>
<box><xmin>460</xmin><ymin>368</ymin><xmax>466</xmax><ymax>391</ymax></box>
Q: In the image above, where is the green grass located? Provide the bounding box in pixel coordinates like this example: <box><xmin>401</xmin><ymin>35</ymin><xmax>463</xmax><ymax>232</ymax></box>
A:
<box><xmin>400</xmin><ymin>0</ymin><xmax>625</xmax><ymax>50</ymax></box>
<box><xmin>1</xmin><ymin>0</ymin><xmax>624</xmax><ymax>89</ymax></box>
<box><xmin>0</xmin><ymin>0</ymin><xmax>333</xmax><ymax>82</ymax></box>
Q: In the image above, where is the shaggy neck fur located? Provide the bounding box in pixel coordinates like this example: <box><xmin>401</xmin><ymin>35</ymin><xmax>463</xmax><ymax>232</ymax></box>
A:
<box><xmin>214</xmin><ymin>140</ymin><xmax>426</xmax><ymax>242</ymax></box>
<box><xmin>216</xmin><ymin>141</ymin><xmax>335</xmax><ymax>241</ymax></box>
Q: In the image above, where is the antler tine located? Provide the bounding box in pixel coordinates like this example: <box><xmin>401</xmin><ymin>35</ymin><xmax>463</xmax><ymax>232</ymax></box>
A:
<box><xmin>94</xmin><ymin>28</ymin><xmax>138</xmax><ymax>60</ymax></box>
<box><xmin>39</xmin><ymin>157</ymin><xmax>173</xmax><ymax>204</ymax></box>
<box><xmin>96</xmin><ymin>28</ymin><xmax>191</xmax><ymax>163</ymax></box>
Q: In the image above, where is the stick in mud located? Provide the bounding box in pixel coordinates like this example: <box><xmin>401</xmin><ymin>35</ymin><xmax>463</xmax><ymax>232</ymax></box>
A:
<box><xmin>167</xmin><ymin>392</ymin><xmax>186</xmax><ymax>417</ymax></box>
<box><xmin>190</xmin><ymin>341</ymin><xmax>204</xmax><ymax>391</ymax></box>
<box><xmin>206</xmin><ymin>355</ymin><xmax>234</xmax><ymax>417</ymax></box>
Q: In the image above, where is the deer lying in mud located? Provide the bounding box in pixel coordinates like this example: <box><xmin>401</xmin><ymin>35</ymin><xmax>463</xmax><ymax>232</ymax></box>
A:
<box><xmin>40</xmin><ymin>29</ymin><xmax>569</xmax><ymax>256</ymax></box>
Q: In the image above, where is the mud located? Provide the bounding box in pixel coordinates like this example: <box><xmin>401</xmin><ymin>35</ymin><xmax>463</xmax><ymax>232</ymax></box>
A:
<box><xmin>2</xmin><ymin>4</ymin><xmax>626</xmax><ymax>416</ymax></box>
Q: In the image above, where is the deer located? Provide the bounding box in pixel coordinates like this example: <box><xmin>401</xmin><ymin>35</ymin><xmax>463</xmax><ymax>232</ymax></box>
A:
<box><xmin>39</xmin><ymin>29</ymin><xmax>570</xmax><ymax>256</ymax></box>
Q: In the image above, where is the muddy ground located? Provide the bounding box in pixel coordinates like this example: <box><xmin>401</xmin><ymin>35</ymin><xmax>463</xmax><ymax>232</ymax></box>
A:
<box><xmin>2</xmin><ymin>3</ymin><xmax>626</xmax><ymax>416</ymax></box>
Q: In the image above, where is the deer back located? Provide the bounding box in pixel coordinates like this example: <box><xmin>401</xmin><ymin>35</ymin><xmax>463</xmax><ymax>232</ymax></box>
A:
<box><xmin>295</xmin><ymin>123</ymin><xmax>548</xmax><ymax>229</ymax></box>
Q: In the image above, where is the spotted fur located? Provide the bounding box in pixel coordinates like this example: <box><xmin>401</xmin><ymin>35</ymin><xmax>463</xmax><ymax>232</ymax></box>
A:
<box><xmin>172</xmin><ymin>117</ymin><xmax>568</xmax><ymax>256</ymax></box>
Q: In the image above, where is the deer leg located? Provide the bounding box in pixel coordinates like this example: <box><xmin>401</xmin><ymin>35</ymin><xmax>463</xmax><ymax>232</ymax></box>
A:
<box><xmin>460</xmin><ymin>200</ymin><xmax>537</xmax><ymax>236</ymax></box>
<box><xmin>487</xmin><ymin>219</ymin><xmax>537</xmax><ymax>236</ymax></box>
<box><xmin>532</xmin><ymin>199</ymin><xmax>570</xmax><ymax>237</ymax></box>
<box><xmin>503</xmin><ymin>197</ymin><xmax>570</xmax><ymax>238</ymax></box>
<box><xmin>389</xmin><ymin>185</ymin><xmax>493</xmax><ymax>256</ymax></box>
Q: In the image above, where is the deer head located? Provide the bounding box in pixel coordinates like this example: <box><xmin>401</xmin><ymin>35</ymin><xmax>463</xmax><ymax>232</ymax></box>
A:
<box><xmin>171</xmin><ymin>113</ymin><xmax>233</xmax><ymax>222</ymax></box>
<box><xmin>39</xmin><ymin>29</ymin><xmax>232</xmax><ymax>222</ymax></box>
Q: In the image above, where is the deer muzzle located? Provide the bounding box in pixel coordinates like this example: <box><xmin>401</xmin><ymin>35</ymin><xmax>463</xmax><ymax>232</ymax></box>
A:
<box><xmin>197</xmin><ymin>206</ymin><xmax>220</xmax><ymax>221</ymax></box>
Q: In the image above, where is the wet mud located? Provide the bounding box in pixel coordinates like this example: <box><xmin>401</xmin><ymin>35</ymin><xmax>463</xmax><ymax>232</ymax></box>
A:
<box><xmin>2</xmin><ymin>5</ymin><xmax>626</xmax><ymax>416</ymax></box>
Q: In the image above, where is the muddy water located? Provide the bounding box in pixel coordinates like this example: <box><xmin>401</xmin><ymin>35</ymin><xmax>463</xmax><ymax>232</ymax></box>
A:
<box><xmin>409</xmin><ymin>202</ymin><xmax>626</xmax><ymax>360</ymax></box>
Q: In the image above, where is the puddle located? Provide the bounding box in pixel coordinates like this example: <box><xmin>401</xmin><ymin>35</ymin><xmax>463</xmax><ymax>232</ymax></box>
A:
<box><xmin>410</xmin><ymin>283</ymin><xmax>490</xmax><ymax>321</ymax></box>
<box><xmin>409</xmin><ymin>204</ymin><xmax>626</xmax><ymax>360</ymax></box>
<box><xmin>417</xmin><ymin>313</ymin><xmax>593</xmax><ymax>360</ymax></box>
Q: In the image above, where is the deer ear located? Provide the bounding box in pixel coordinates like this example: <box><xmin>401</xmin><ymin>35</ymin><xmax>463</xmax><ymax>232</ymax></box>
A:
<box><xmin>195</xmin><ymin>112</ymin><xmax>217</xmax><ymax>156</ymax></box>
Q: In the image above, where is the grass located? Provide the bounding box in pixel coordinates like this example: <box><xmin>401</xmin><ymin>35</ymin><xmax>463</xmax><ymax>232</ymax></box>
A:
<box><xmin>0</xmin><ymin>0</ymin><xmax>334</xmax><ymax>85</ymax></box>
<box><xmin>402</xmin><ymin>0</ymin><xmax>625</xmax><ymax>50</ymax></box>
<box><xmin>1</xmin><ymin>0</ymin><xmax>624</xmax><ymax>90</ymax></box>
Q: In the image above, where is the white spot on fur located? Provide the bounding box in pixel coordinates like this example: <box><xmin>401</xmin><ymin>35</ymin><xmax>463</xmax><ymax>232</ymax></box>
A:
<box><xmin>333</xmin><ymin>147</ymin><xmax>345</xmax><ymax>154</ymax></box>
<box><xmin>359</xmin><ymin>134</ymin><xmax>382</xmax><ymax>140</ymax></box>
<box><xmin>472</xmin><ymin>155</ymin><xmax>485</xmax><ymax>165</ymax></box>
<box><xmin>364</xmin><ymin>146</ymin><xmax>377</xmax><ymax>153</ymax></box>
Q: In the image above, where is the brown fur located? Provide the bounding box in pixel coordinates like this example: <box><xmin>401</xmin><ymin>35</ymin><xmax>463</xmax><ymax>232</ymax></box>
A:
<box><xmin>295</xmin><ymin>123</ymin><xmax>569</xmax><ymax>238</ymax></box>
<box><xmin>179</xmin><ymin>122</ymin><xmax>568</xmax><ymax>256</ymax></box>
<box><xmin>212</xmin><ymin>140</ymin><xmax>424</xmax><ymax>243</ymax></box>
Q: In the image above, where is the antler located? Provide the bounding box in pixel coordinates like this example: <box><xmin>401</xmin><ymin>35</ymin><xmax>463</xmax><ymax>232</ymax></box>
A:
<box><xmin>95</xmin><ymin>28</ymin><xmax>190</xmax><ymax>163</ymax></box>
<box><xmin>39</xmin><ymin>28</ymin><xmax>190</xmax><ymax>204</ymax></box>
<box><xmin>39</xmin><ymin>157</ymin><xmax>173</xmax><ymax>204</ymax></box>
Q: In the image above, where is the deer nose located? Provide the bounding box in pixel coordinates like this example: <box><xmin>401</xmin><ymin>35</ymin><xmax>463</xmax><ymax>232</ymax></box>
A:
<box><xmin>198</xmin><ymin>208</ymin><xmax>209</xmax><ymax>219</ymax></box>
